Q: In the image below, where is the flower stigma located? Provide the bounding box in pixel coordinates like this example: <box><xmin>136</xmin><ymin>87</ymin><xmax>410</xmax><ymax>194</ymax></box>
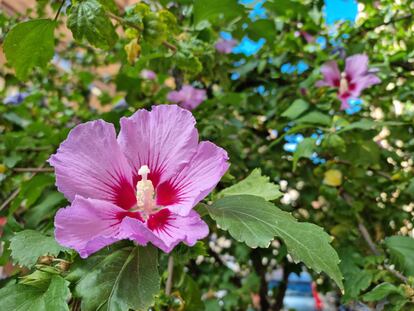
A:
<box><xmin>135</xmin><ymin>165</ymin><xmax>157</xmax><ymax>218</ymax></box>
<box><xmin>339</xmin><ymin>72</ymin><xmax>349</xmax><ymax>94</ymax></box>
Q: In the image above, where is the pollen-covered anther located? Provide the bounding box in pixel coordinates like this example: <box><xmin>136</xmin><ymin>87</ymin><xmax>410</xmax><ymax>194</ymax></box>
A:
<box><xmin>136</xmin><ymin>165</ymin><xmax>156</xmax><ymax>216</ymax></box>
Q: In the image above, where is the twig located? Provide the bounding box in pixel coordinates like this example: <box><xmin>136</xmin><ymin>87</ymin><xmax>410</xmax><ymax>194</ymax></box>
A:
<box><xmin>358</xmin><ymin>223</ymin><xmax>381</xmax><ymax>256</ymax></box>
<box><xmin>251</xmin><ymin>248</ymin><xmax>270</xmax><ymax>311</ymax></box>
<box><xmin>0</xmin><ymin>163</ymin><xmax>46</xmax><ymax>212</ymax></box>
<box><xmin>106</xmin><ymin>12</ymin><xmax>177</xmax><ymax>53</ymax></box>
<box><xmin>342</xmin><ymin>193</ymin><xmax>409</xmax><ymax>284</ymax></box>
<box><xmin>13</xmin><ymin>168</ymin><xmax>54</xmax><ymax>173</ymax></box>
<box><xmin>333</xmin><ymin>159</ymin><xmax>392</xmax><ymax>180</ymax></box>
<box><xmin>359</xmin><ymin>13</ymin><xmax>412</xmax><ymax>33</ymax></box>
<box><xmin>272</xmin><ymin>263</ymin><xmax>290</xmax><ymax>311</ymax></box>
<box><xmin>54</xmin><ymin>0</ymin><xmax>66</xmax><ymax>21</ymax></box>
<box><xmin>165</xmin><ymin>255</ymin><xmax>174</xmax><ymax>295</ymax></box>
<box><xmin>162</xmin><ymin>40</ymin><xmax>177</xmax><ymax>53</ymax></box>
<box><xmin>0</xmin><ymin>188</ymin><xmax>20</xmax><ymax>212</ymax></box>
<box><xmin>358</xmin><ymin>222</ymin><xmax>408</xmax><ymax>284</ymax></box>
<box><xmin>106</xmin><ymin>12</ymin><xmax>143</xmax><ymax>31</ymax></box>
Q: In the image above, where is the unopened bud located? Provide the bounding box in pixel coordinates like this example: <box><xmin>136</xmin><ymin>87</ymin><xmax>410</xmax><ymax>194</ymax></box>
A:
<box><xmin>56</xmin><ymin>260</ymin><xmax>71</xmax><ymax>271</ymax></box>
<box><xmin>37</xmin><ymin>255</ymin><xmax>54</xmax><ymax>265</ymax></box>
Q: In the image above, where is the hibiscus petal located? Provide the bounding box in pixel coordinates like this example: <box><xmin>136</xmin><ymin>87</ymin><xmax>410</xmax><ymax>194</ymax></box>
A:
<box><xmin>119</xmin><ymin>209</ymin><xmax>208</xmax><ymax>253</ymax></box>
<box><xmin>148</xmin><ymin>209</ymin><xmax>209</xmax><ymax>252</ymax></box>
<box><xmin>166</xmin><ymin>90</ymin><xmax>184</xmax><ymax>103</ymax></box>
<box><xmin>339</xmin><ymin>97</ymin><xmax>351</xmax><ymax>110</ymax></box>
<box><xmin>49</xmin><ymin>120</ymin><xmax>136</xmax><ymax>209</ymax></box>
<box><xmin>318</xmin><ymin>60</ymin><xmax>341</xmax><ymax>87</ymax></box>
<box><xmin>80</xmin><ymin>237</ymin><xmax>119</xmax><ymax>258</ymax></box>
<box><xmin>54</xmin><ymin>196</ymin><xmax>127</xmax><ymax>258</ymax></box>
<box><xmin>118</xmin><ymin>217</ymin><xmax>165</xmax><ymax>247</ymax></box>
<box><xmin>157</xmin><ymin>141</ymin><xmax>229</xmax><ymax>216</ymax></box>
<box><xmin>350</xmin><ymin>74</ymin><xmax>381</xmax><ymax>97</ymax></box>
<box><xmin>315</xmin><ymin>80</ymin><xmax>331</xmax><ymax>87</ymax></box>
<box><xmin>118</xmin><ymin>105</ymin><xmax>199</xmax><ymax>186</ymax></box>
<box><xmin>345</xmin><ymin>54</ymin><xmax>369</xmax><ymax>81</ymax></box>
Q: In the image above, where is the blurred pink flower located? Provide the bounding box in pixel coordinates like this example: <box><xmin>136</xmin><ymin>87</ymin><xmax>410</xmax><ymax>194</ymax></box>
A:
<box><xmin>316</xmin><ymin>54</ymin><xmax>380</xmax><ymax>110</ymax></box>
<box><xmin>167</xmin><ymin>85</ymin><xmax>207</xmax><ymax>110</ymax></box>
<box><xmin>140</xmin><ymin>69</ymin><xmax>157</xmax><ymax>80</ymax></box>
<box><xmin>215</xmin><ymin>38</ymin><xmax>238</xmax><ymax>54</ymax></box>
<box><xmin>50</xmin><ymin>105</ymin><xmax>229</xmax><ymax>258</ymax></box>
<box><xmin>300</xmin><ymin>31</ymin><xmax>315</xmax><ymax>43</ymax></box>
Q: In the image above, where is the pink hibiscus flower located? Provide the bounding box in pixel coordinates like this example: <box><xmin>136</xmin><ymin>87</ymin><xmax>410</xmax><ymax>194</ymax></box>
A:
<box><xmin>167</xmin><ymin>85</ymin><xmax>207</xmax><ymax>110</ymax></box>
<box><xmin>49</xmin><ymin>105</ymin><xmax>229</xmax><ymax>258</ymax></box>
<box><xmin>316</xmin><ymin>54</ymin><xmax>380</xmax><ymax>110</ymax></box>
<box><xmin>215</xmin><ymin>38</ymin><xmax>238</xmax><ymax>54</ymax></box>
<box><xmin>140</xmin><ymin>69</ymin><xmax>157</xmax><ymax>80</ymax></box>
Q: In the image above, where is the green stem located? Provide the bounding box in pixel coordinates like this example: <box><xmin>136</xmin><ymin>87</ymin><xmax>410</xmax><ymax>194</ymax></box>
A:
<box><xmin>165</xmin><ymin>255</ymin><xmax>174</xmax><ymax>295</ymax></box>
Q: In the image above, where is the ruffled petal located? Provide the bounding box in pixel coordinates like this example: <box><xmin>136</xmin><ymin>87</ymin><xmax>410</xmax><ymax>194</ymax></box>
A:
<box><xmin>118</xmin><ymin>217</ymin><xmax>165</xmax><ymax>247</ymax></box>
<box><xmin>181</xmin><ymin>87</ymin><xmax>207</xmax><ymax>110</ymax></box>
<box><xmin>119</xmin><ymin>209</ymin><xmax>208</xmax><ymax>253</ymax></box>
<box><xmin>80</xmin><ymin>237</ymin><xmax>119</xmax><ymax>258</ymax></box>
<box><xmin>118</xmin><ymin>105</ymin><xmax>199</xmax><ymax>187</ymax></box>
<box><xmin>350</xmin><ymin>74</ymin><xmax>381</xmax><ymax>97</ymax></box>
<box><xmin>339</xmin><ymin>96</ymin><xmax>351</xmax><ymax>110</ymax></box>
<box><xmin>148</xmin><ymin>209</ymin><xmax>208</xmax><ymax>252</ymax></box>
<box><xmin>49</xmin><ymin>120</ymin><xmax>136</xmax><ymax>209</ymax></box>
<box><xmin>54</xmin><ymin>196</ymin><xmax>128</xmax><ymax>258</ymax></box>
<box><xmin>317</xmin><ymin>60</ymin><xmax>341</xmax><ymax>87</ymax></box>
<box><xmin>215</xmin><ymin>39</ymin><xmax>237</xmax><ymax>54</ymax></box>
<box><xmin>167</xmin><ymin>86</ymin><xmax>206</xmax><ymax>111</ymax></box>
<box><xmin>345</xmin><ymin>54</ymin><xmax>369</xmax><ymax>81</ymax></box>
<box><xmin>157</xmin><ymin>141</ymin><xmax>229</xmax><ymax>216</ymax></box>
<box><xmin>315</xmin><ymin>80</ymin><xmax>332</xmax><ymax>87</ymax></box>
<box><xmin>166</xmin><ymin>90</ymin><xmax>184</xmax><ymax>103</ymax></box>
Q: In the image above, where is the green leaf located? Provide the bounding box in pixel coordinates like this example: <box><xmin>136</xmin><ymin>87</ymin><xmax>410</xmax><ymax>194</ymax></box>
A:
<box><xmin>385</xmin><ymin>236</ymin><xmax>414</xmax><ymax>277</ymax></box>
<box><xmin>208</xmin><ymin>195</ymin><xmax>343</xmax><ymax>289</ymax></box>
<box><xmin>339</xmin><ymin>249</ymin><xmax>373</xmax><ymax>302</ymax></box>
<box><xmin>264</xmin><ymin>0</ymin><xmax>308</xmax><ymax>17</ymax></box>
<box><xmin>293</xmin><ymin>138</ymin><xmax>316</xmax><ymax>170</ymax></box>
<box><xmin>247</xmin><ymin>20</ymin><xmax>276</xmax><ymax>42</ymax></box>
<box><xmin>3</xmin><ymin>19</ymin><xmax>56</xmax><ymax>80</ymax></box>
<box><xmin>193</xmin><ymin>0</ymin><xmax>244</xmax><ymax>27</ymax></box>
<box><xmin>281</xmin><ymin>99</ymin><xmax>309</xmax><ymax>119</ymax></box>
<box><xmin>337</xmin><ymin>119</ymin><xmax>377</xmax><ymax>133</ymax></box>
<box><xmin>10</xmin><ymin>230</ymin><xmax>66</xmax><ymax>268</ymax></box>
<box><xmin>175</xmin><ymin>274</ymin><xmax>204</xmax><ymax>311</ymax></box>
<box><xmin>2</xmin><ymin>112</ymin><xmax>31</xmax><ymax>128</ymax></box>
<box><xmin>4</xmin><ymin>153</ymin><xmax>22</xmax><ymax>168</ymax></box>
<box><xmin>362</xmin><ymin>282</ymin><xmax>404</xmax><ymax>302</ymax></box>
<box><xmin>72</xmin><ymin>245</ymin><xmax>159</xmax><ymax>311</ymax></box>
<box><xmin>0</xmin><ymin>275</ymin><xmax>70</xmax><ymax>311</ymax></box>
<box><xmin>321</xmin><ymin>134</ymin><xmax>346</xmax><ymax>152</ymax></box>
<box><xmin>172</xmin><ymin>242</ymin><xmax>207</xmax><ymax>266</ymax></box>
<box><xmin>340</xmin><ymin>141</ymin><xmax>380</xmax><ymax>168</ymax></box>
<box><xmin>295</xmin><ymin>111</ymin><xmax>332</xmax><ymax>126</ymax></box>
<box><xmin>98</xmin><ymin>0</ymin><xmax>118</xmax><ymax>13</ymax></box>
<box><xmin>336</xmin><ymin>119</ymin><xmax>404</xmax><ymax>133</ymax></box>
<box><xmin>404</xmin><ymin>178</ymin><xmax>414</xmax><ymax>199</ymax></box>
<box><xmin>10</xmin><ymin>174</ymin><xmax>55</xmax><ymax>213</ymax></box>
<box><xmin>220</xmin><ymin>168</ymin><xmax>282</xmax><ymax>201</ymax></box>
<box><xmin>67</xmin><ymin>0</ymin><xmax>118</xmax><ymax>49</ymax></box>
<box><xmin>25</xmin><ymin>192</ymin><xmax>66</xmax><ymax>228</ymax></box>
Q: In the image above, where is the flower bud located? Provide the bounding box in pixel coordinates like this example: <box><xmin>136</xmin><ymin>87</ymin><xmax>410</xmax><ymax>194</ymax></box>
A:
<box><xmin>37</xmin><ymin>255</ymin><xmax>54</xmax><ymax>265</ymax></box>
